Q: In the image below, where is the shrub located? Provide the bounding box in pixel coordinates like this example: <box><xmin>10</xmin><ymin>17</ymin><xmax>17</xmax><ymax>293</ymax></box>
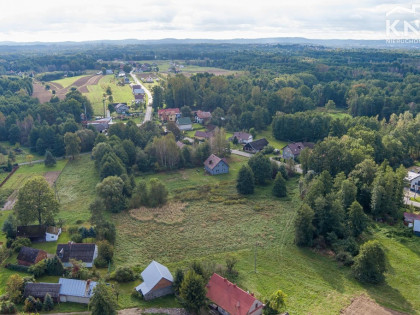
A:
<box><xmin>71</xmin><ymin>233</ymin><xmax>83</xmax><ymax>243</ymax></box>
<box><xmin>29</xmin><ymin>259</ymin><xmax>47</xmax><ymax>277</ymax></box>
<box><xmin>131</xmin><ymin>289</ymin><xmax>143</xmax><ymax>300</ymax></box>
<box><xmin>11</xmin><ymin>237</ymin><xmax>31</xmax><ymax>252</ymax></box>
<box><xmin>6</xmin><ymin>274</ymin><xmax>24</xmax><ymax>304</ymax></box>
<box><xmin>24</xmin><ymin>296</ymin><xmax>42</xmax><ymax>312</ymax></box>
<box><xmin>113</xmin><ymin>266</ymin><xmax>135</xmax><ymax>282</ymax></box>
<box><xmin>45</xmin><ymin>256</ymin><xmax>64</xmax><ymax>276</ymax></box>
<box><xmin>0</xmin><ymin>301</ymin><xmax>17</xmax><ymax>314</ymax></box>
<box><xmin>94</xmin><ymin>256</ymin><xmax>108</xmax><ymax>268</ymax></box>
<box><xmin>5</xmin><ymin>263</ymin><xmax>30</xmax><ymax>273</ymax></box>
<box><xmin>43</xmin><ymin>293</ymin><xmax>54</xmax><ymax>311</ymax></box>
<box><xmin>97</xmin><ymin>240</ymin><xmax>114</xmax><ymax>264</ymax></box>
<box><xmin>352</xmin><ymin>240</ymin><xmax>386</xmax><ymax>284</ymax></box>
<box><xmin>335</xmin><ymin>251</ymin><xmax>354</xmax><ymax>266</ymax></box>
<box><xmin>272</xmin><ymin>173</ymin><xmax>287</xmax><ymax>197</ymax></box>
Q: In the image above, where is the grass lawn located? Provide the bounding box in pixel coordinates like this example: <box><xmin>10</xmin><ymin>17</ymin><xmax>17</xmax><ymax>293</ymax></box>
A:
<box><xmin>0</xmin><ymin>141</ymin><xmax>44</xmax><ymax>164</ymax></box>
<box><xmin>85</xmin><ymin>76</ymin><xmax>134</xmax><ymax>115</ymax></box>
<box><xmin>410</xmin><ymin>196</ymin><xmax>420</xmax><ymax>202</ymax></box>
<box><xmin>1</xmin><ymin>160</ymin><xmax>68</xmax><ymax>191</ymax></box>
<box><xmin>257</xmin><ymin>126</ymin><xmax>288</xmax><ymax>151</ymax></box>
<box><xmin>51</xmin><ymin>75</ymin><xmax>90</xmax><ymax>88</ymax></box>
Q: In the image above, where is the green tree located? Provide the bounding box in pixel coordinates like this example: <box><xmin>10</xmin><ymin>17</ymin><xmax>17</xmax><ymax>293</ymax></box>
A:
<box><xmin>152</xmin><ymin>86</ymin><xmax>164</xmax><ymax>110</ymax></box>
<box><xmin>294</xmin><ymin>204</ymin><xmax>315</xmax><ymax>246</ymax></box>
<box><xmin>348</xmin><ymin>201</ymin><xmax>368</xmax><ymax>237</ymax></box>
<box><xmin>340</xmin><ymin>179</ymin><xmax>357</xmax><ymax>210</ymax></box>
<box><xmin>352</xmin><ymin>240</ymin><xmax>386</xmax><ymax>284</ymax></box>
<box><xmin>236</xmin><ymin>165</ymin><xmax>255</xmax><ymax>195</ymax></box>
<box><xmin>6</xmin><ymin>274</ymin><xmax>24</xmax><ymax>303</ymax></box>
<box><xmin>181</xmin><ymin>105</ymin><xmax>191</xmax><ymax>118</ymax></box>
<box><xmin>248</xmin><ymin>153</ymin><xmax>271</xmax><ymax>185</ymax></box>
<box><xmin>272</xmin><ymin>173</ymin><xmax>287</xmax><ymax>197</ymax></box>
<box><xmin>2</xmin><ymin>214</ymin><xmax>17</xmax><ymax>239</ymax></box>
<box><xmin>173</xmin><ymin>268</ymin><xmax>184</xmax><ymax>296</ymax></box>
<box><xmin>89</xmin><ymin>281</ymin><xmax>118</xmax><ymax>315</ymax></box>
<box><xmin>210</xmin><ymin>127</ymin><xmax>230</xmax><ymax>157</ymax></box>
<box><xmin>64</xmin><ymin>132</ymin><xmax>81</xmax><ymax>159</ymax></box>
<box><xmin>264</xmin><ymin>290</ymin><xmax>287</xmax><ymax>315</ymax></box>
<box><xmin>179</xmin><ymin>270</ymin><xmax>207</xmax><ymax>314</ymax></box>
<box><xmin>43</xmin><ymin>293</ymin><xmax>54</xmax><ymax>311</ymax></box>
<box><xmin>148</xmin><ymin>178</ymin><xmax>168</xmax><ymax>207</ymax></box>
<box><xmin>44</xmin><ymin>150</ymin><xmax>57</xmax><ymax>167</ymax></box>
<box><xmin>96</xmin><ymin>176</ymin><xmax>127</xmax><ymax>213</ymax></box>
<box><xmin>14</xmin><ymin>176</ymin><xmax>59</xmax><ymax>225</ymax></box>
<box><xmin>129</xmin><ymin>180</ymin><xmax>149</xmax><ymax>208</ymax></box>
<box><xmin>325</xmin><ymin>100</ymin><xmax>336</xmax><ymax>111</ymax></box>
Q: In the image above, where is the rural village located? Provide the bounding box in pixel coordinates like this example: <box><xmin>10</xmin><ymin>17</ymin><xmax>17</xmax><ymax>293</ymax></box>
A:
<box><xmin>0</xmin><ymin>38</ymin><xmax>419</xmax><ymax>315</ymax></box>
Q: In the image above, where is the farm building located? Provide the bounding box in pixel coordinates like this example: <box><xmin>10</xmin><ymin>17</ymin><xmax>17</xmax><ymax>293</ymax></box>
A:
<box><xmin>56</xmin><ymin>243</ymin><xmax>98</xmax><ymax>268</ymax></box>
<box><xmin>24</xmin><ymin>282</ymin><xmax>61</xmax><ymax>302</ymax></box>
<box><xmin>59</xmin><ymin>278</ymin><xmax>97</xmax><ymax>304</ymax></box>
<box><xmin>16</xmin><ymin>225</ymin><xmax>61</xmax><ymax>242</ymax></box>
<box><xmin>206</xmin><ymin>273</ymin><xmax>264</xmax><ymax>315</ymax></box>
<box><xmin>204</xmin><ymin>154</ymin><xmax>229</xmax><ymax>175</ymax></box>
<box><xmin>282</xmin><ymin>142</ymin><xmax>314</xmax><ymax>159</ymax></box>
<box><xmin>176</xmin><ymin>117</ymin><xmax>193</xmax><ymax>131</ymax></box>
<box><xmin>229</xmin><ymin>132</ymin><xmax>253</xmax><ymax>144</ymax></box>
<box><xmin>405</xmin><ymin>171</ymin><xmax>420</xmax><ymax>193</ymax></box>
<box><xmin>158</xmin><ymin>108</ymin><xmax>181</xmax><ymax>122</ymax></box>
<box><xmin>195</xmin><ymin>110</ymin><xmax>212</xmax><ymax>124</ymax></box>
<box><xmin>17</xmin><ymin>246</ymin><xmax>48</xmax><ymax>266</ymax></box>
<box><xmin>243</xmin><ymin>138</ymin><xmax>269</xmax><ymax>154</ymax></box>
<box><xmin>135</xmin><ymin>260</ymin><xmax>174</xmax><ymax>301</ymax></box>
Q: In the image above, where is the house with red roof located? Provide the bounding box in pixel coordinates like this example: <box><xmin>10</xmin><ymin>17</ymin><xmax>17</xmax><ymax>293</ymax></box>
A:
<box><xmin>206</xmin><ymin>273</ymin><xmax>264</xmax><ymax>315</ymax></box>
<box><xmin>195</xmin><ymin>110</ymin><xmax>212</xmax><ymax>124</ymax></box>
<box><xmin>158</xmin><ymin>108</ymin><xmax>181</xmax><ymax>122</ymax></box>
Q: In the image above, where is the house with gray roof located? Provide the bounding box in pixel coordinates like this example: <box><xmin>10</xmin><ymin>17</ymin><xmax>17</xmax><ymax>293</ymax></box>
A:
<box><xmin>24</xmin><ymin>282</ymin><xmax>61</xmax><ymax>302</ymax></box>
<box><xmin>135</xmin><ymin>261</ymin><xmax>174</xmax><ymax>300</ymax></box>
<box><xmin>59</xmin><ymin>278</ymin><xmax>97</xmax><ymax>304</ymax></box>
<box><xmin>204</xmin><ymin>154</ymin><xmax>229</xmax><ymax>175</ymax></box>
<box><xmin>282</xmin><ymin>142</ymin><xmax>314</xmax><ymax>159</ymax></box>
<box><xmin>230</xmin><ymin>132</ymin><xmax>253</xmax><ymax>144</ymax></box>
<box><xmin>243</xmin><ymin>138</ymin><xmax>269</xmax><ymax>154</ymax></box>
<box><xmin>56</xmin><ymin>243</ymin><xmax>98</xmax><ymax>268</ymax></box>
<box><xmin>17</xmin><ymin>246</ymin><xmax>48</xmax><ymax>266</ymax></box>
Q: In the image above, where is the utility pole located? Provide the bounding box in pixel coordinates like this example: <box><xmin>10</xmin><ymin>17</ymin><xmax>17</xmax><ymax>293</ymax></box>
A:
<box><xmin>254</xmin><ymin>242</ymin><xmax>257</xmax><ymax>273</ymax></box>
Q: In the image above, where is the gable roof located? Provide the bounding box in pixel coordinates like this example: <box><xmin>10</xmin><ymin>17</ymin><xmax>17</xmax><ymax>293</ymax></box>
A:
<box><xmin>177</xmin><ymin>117</ymin><xmax>192</xmax><ymax>125</ymax></box>
<box><xmin>59</xmin><ymin>278</ymin><xmax>97</xmax><ymax>298</ymax></box>
<box><xmin>206</xmin><ymin>273</ymin><xmax>262</xmax><ymax>315</ymax></box>
<box><xmin>195</xmin><ymin>130</ymin><xmax>214</xmax><ymax>139</ymax></box>
<box><xmin>56</xmin><ymin>243</ymin><xmax>96</xmax><ymax>263</ymax></box>
<box><xmin>17</xmin><ymin>247</ymin><xmax>46</xmax><ymax>264</ymax></box>
<box><xmin>196</xmin><ymin>110</ymin><xmax>212</xmax><ymax>119</ymax></box>
<box><xmin>404</xmin><ymin>212</ymin><xmax>420</xmax><ymax>222</ymax></box>
<box><xmin>406</xmin><ymin>171</ymin><xmax>420</xmax><ymax>181</ymax></box>
<box><xmin>16</xmin><ymin>225</ymin><xmax>46</xmax><ymax>238</ymax></box>
<box><xmin>233</xmin><ymin>132</ymin><xmax>252</xmax><ymax>141</ymax></box>
<box><xmin>204</xmin><ymin>154</ymin><xmax>229</xmax><ymax>170</ymax></box>
<box><xmin>158</xmin><ymin>108</ymin><xmax>180</xmax><ymax>115</ymax></box>
<box><xmin>24</xmin><ymin>282</ymin><xmax>61</xmax><ymax>299</ymax></box>
<box><xmin>46</xmin><ymin>226</ymin><xmax>60</xmax><ymax>235</ymax></box>
<box><xmin>132</xmin><ymin>84</ymin><xmax>142</xmax><ymax>89</ymax></box>
<box><xmin>245</xmin><ymin>138</ymin><xmax>269</xmax><ymax>151</ymax></box>
<box><xmin>114</xmin><ymin>103</ymin><xmax>128</xmax><ymax>109</ymax></box>
<box><xmin>136</xmin><ymin>261</ymin><xmax>173</xmax><ymax>295</ymax></box>
<box><xmin>135</xmin><ymin>94</ymin><xmax>144</xmax><ymax>100</ymax></box>
<box><xmin>283</xmin><ymin>142</ymin><xmax>314</xmax><ymax>156</ymax></box>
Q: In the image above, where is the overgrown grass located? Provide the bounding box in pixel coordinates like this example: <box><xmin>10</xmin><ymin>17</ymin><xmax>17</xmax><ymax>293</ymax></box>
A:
<box><xmin>85</xmin><ymin>76</ymin><xmax>134</xmax><ymax>115</ymax></box>
<box><xmin>51</xmin><ymin>75</ymin><xmax>90</xmax><ymax>88</ymax></box>
<box><xmin>0</xmin><ymin>141</ymin><xmax>44</xmax><ymax>164</ymax></box>
<box><xmin>257</xmin><ymin>126</ymin><xmax>288</xmax><ymax>151</ymax></box>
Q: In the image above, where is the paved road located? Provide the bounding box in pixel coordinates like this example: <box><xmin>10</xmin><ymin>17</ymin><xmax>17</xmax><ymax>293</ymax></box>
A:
<box><xmin>230</xmin><ymin>149</ymin><xmax>303</xmax><ymax>174</ymax></box>
<box><xmin>130</xmin><ymin>71</ymin><xmax>153</xmax><ymax>124</ymax></box>
<box><xmin>404</xmin><ymin>190</ymin><xmax>420</xmax><ymax>208</ymax></box>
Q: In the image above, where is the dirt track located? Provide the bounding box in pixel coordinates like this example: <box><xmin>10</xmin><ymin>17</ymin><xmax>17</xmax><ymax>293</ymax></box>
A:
<box><xmin>32</xmin><ymin>82</ymin><xmax>53</xmax><ymax>103</ymax></box>
<box><xmin>341</xmin><ymin>295</ymin><xmax>408</xmax><ymax>315</ymax></box>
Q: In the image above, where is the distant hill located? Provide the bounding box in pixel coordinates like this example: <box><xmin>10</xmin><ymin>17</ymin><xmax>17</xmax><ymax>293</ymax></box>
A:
<box><xmin>0</xmin><ymin>37</ymin><xmax>418</xmax><ymax>49</ymax></box>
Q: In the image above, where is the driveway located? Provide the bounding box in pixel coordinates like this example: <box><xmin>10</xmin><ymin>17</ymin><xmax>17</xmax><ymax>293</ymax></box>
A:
<box><xmin>130</xmin><ymin>71</ymin><xmax>153</xmax><ymax>124</ymax></box>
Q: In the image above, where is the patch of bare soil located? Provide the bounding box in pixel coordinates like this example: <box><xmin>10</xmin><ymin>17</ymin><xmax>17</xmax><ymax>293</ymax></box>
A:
<box><xmin>129</xmin><ymin>202</ymin><xmax>187</xmax><ymax>224</ymax></box>
<box><xmin>32</xmin><ymin>82</ymin><xmax>53</xmax><ymax>103</ymax></box>
<box><xmin>118</xmin><ymin>308</ymin><xmax>188</xmax><ymax>315</ymax></box>
<box><xmin>2</xmin><ymin>190</ymin><xmax>18</xmax><ymax>210</ymax></box>
<box><xmin>341</xmin><ymin>295</ymin><xmax>408</xmax><ymax>315</ymax></box>
<box><xmin>44</xmin><ymin>171</ymin><xmax>61</xmax><ymax>186</ymax></box>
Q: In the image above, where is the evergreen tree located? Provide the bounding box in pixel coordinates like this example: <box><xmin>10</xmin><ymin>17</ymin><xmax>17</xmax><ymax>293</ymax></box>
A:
<box><xmin>272</xmin><ymin>173</ymin><xmax>287</xmax><ymax>197</ymax></box>
<box><xmin>44</xmin><ymin>150</ymin><xmax>57</xmax><ymax>167</ymax></box>
<box><xmin>352</xmin><ymin>240</ymin><xmax>386</xmax><ymax>284</ymax></box>
<box><xmin>179</xmin><ymin>270</ymin><xmax>207</xmax><ymax>314</ymax></box>
<box><xmin>45</xmin><ymin>255</ymin><xmax>64</xmax><ymax>276</ymax></box>
<box><xmin>173</xmin><ymin>268</ymin><xmax>184</xmax><ymax>295</ymax></box>
<box><xmin>43</xmin><ymin>293</ymin><xmax>54</xmax><ymax>311</ymax></box>
<box><xmin>89</xmin><ymin>281</ymin><xmax>118</xmax><ymax>315</ymax></box>
<box><xmin>236</xmin><ymin>165</ymin><xmax>255</xmax><ymax>195</ymax></box>
<box><xmin>294</xmin><ymin>204</ymin><xmax>315</xmax><ymax>246</ymax></box>
<box><xmin>248</xmin><ymin>153</ymin><xmax>271</xmax><ymax>185</ymax></box>
<box><xmin>2</xmin><ymin>214</ymin><xmax>16</xmax><ymax>239</ymax></box>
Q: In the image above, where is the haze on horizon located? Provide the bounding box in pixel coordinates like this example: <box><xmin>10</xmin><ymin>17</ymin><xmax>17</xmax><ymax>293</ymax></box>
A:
<box><xmin>0</xmin><ymin>0</ymin><xmax>418</xmax><ymax>42</ymax></box>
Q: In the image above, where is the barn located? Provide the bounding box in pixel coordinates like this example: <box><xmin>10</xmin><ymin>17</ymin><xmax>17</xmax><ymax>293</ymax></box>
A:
<box><xmin>135</xmin><ymin>261</ymin><xmax>174</xmax><ymax>300</ymax></box>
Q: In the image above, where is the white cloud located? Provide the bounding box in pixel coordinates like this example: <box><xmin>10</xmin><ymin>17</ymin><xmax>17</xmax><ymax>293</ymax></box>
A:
<box><xmin>0</xmin><ymin>0</ymin><xmax>418</xmax><ymax>41</ymax></box>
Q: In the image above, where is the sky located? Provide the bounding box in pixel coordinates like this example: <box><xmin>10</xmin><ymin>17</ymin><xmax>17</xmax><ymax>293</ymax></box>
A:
<box><xmin>0</xmin><ymin>0</ymin><xmax>419</xmax><ymax>42</ymax></box>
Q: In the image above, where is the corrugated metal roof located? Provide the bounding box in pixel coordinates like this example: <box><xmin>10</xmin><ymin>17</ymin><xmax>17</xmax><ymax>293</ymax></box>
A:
<box><xmin>59</xmin><ymin>278</ymin><xmax>97</xmax><ymax>298</ymax></box>
<box><xmin>137</xmin><ymin>261</ymin><xmax>173</xmax><ymax>295</ymax></box>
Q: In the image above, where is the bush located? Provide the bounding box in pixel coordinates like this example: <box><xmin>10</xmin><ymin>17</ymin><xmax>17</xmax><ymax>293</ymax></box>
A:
<box><xmin>262</xmin><ymin>145</ymin><xmax>274</xmax><ymax>155</ymax></box>
<box><xmin>43</xmin><ymin>293</ymin><xmax>54</xmax><ymax>311</ymax></box>
<box><xmin>29</xmin><ymin>259</ymin><xmax>47</xmax><ymax>277</ymax></box>
<box><xmin>94</xmin><ymin>256</ymin><xmax>108</xmax><ymax>268</ymax></box>
<box><xmin>131</xmin><ymin>289</ymin><xmax>143</xmax><ymax>300</ymax></box>
<box><xmin>45</xmin><ymin>255</ymin><xmax>65</xmax><ymax>276</ymax></box>
<box><xmin>272</xmin><ymin>173</ymin><xmax>287</xmax><ymax>197</ymax></box>
<box><xmin>5</xmin><ymin>263</ymin><xmax>30</xmax><ymax>273</ymax></box>
<box><xmin>71</xmin><ymin>234</ymin><xmax>83</xmax><ymax>243</ymax></box>
<box><xmin>113</xmin><ymin>266</ymin><xmax>135</xmax><ymax>282</ymax></box>
<box><xmin>97</xmin><ymin>240</ymin><xmax>114</xmax><ymax>264</ymax></box>
<box><xmin>23</xmin><ymin>296</ymin><xmax>42</xmax><ymax>312</ymax></box>
<box><xmin>11</xmin><ymin>237</ymin><xmax>31</xmax><ymax>252</ymax></box>
<box><xmin>336</xmin><ymin>251</ymin><xmax>354</xmax><ymax>266</ymax></box>
<box><xmin>0</xmin><ymin>301</ymin><xmax>17</xmax><ymax>314</ymax></box>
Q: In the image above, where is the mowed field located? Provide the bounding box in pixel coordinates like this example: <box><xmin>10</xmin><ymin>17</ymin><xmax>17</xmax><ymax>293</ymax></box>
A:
<box><xmin>85</xmin><ymin>75</ymin><xmax>134</xmax><ymax>115</ymax></box>
<box><xmin>1</xmin><ymin>152</ymin><xmax>420</xmax><ymax>313</ymax></box>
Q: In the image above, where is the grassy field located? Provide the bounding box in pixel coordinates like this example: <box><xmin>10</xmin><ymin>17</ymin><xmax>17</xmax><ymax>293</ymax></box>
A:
<box><xmin>0</xmin><ymin>141</ymin><xmax>44</xmax><ymax>164</ymax></box>
<box><xmin>1</xmin><ymin>146</ymin><xmax>420</xmax><ymax>313</ymax></box>
<box><xmin>85</xmin><ymin>76</ymin><xmax>134</xmax><ymax>115</ymax></box>
<box><xmin>257</xmin><ymin>126</ymin><xmax>288</xmax><ymax>151</ymax></box>
<box><xmin>51</xmin><ymin>75</ymin><xmax>90</xmax><ymax>88</ymax></box>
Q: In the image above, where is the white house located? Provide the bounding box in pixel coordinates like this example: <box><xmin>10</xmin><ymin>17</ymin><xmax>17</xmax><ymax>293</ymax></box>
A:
<box><xmin>45</xmin><ymin>227</ymin><xmax>62</xmax><ymax>242</ymax></box>
<box><xmin>406</xmin><ymin>171</ymin><xmax>420</xmax><ymax>193</ymax></box>
<box><xmin>135</xmin><ymin>261</ymin><xmax>173</xmax><ymax>300</ymax></box>
<box><xmin>59</xmin><ymin>278</ymin><xmax>97</xmax><ymax>304</ymax></box>
<box><xmin>414</xmin><ymin>220</ymin><xmax>420</xmax><ymax>236</ymax></box>
<box><xmin>176</xmin><ymin>117</ymin><xmax>193</xmax><ymax>131</ymax></box>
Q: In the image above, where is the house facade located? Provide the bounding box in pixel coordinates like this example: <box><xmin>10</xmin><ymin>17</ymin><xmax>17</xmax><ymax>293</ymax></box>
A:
<box><xmin>114</xmin><ymin>103</ymin><xmax>130</xmax><ymax>114</ymax></box>
<box><xmin>176</xmin><ymin>117</ymin><xmax>193</xmax><ymax>131</ymax></box>
<box><xmin>45</xmin><ymin>227</ymin><xmax>62</xmax><ymax>241</ymax></box>
<box><xmin>16</xmin><ymin>225</ymin><xmax>61</xmax><ymax>242</ymax></box>
<box><xmin>135</xmin><ymin>260</ymin><xmax>174</xmax><ymax>301</ymax></box>
<box><xmin>406</xmin><ymin>171</ymin><xmax>420</xmax><ymax>193</ymax></box>
<box><xmin>195</xmin><ymin>110</ymin><xmax>212</xmax><ymax>124</ymax></box>
<box><xmin>158</xmin><ymin>108</ymin><xmax>181</xmax><ymax>122</ymax></box>
<box><xmin>243</xmin><ymin>138</ymin><xmax>269</xmax><ymax>154</ymax></box>
<box><xmin>204</xmin><ymin>154</ymin><xmax>229</xmax><ymax>175</ymax></box>
<box><xmin>230</xmin><ymin>132</ymin><xmax>253</xmax><ymax>144</ymax></box>
<box><xmin>56</xmin><ymin>243</ymin><xmax>98</xmax><ymax>268</ymax></box>
<box><xmin>17</xmin><ymin>247</ymin><xmax>48</xmax><ymax>266</ymax></box>
<box><xmin>206</xmin><ymin>273</ymin><xmax>264</xmax><ymax>315</ymax></box>
<box><xmin>59</xmin><ymin>278</ymin><xmax>97</xmax><ymax>304</ymax></box>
